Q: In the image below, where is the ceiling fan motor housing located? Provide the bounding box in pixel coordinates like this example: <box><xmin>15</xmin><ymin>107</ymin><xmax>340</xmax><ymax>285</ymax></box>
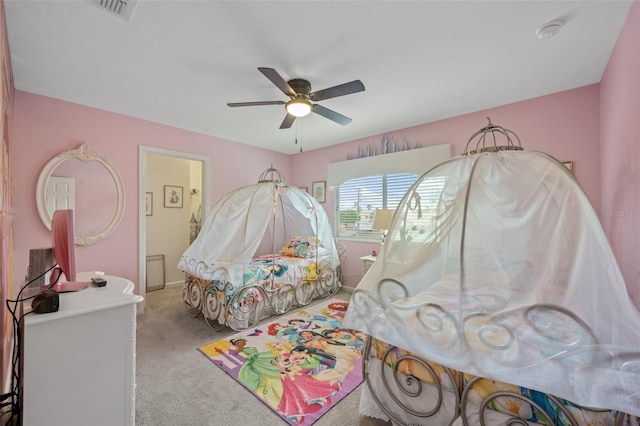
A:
<box><xmin>288</xmin><ymin>79</ymin><xmax>312</xmax><ymax>96</ymax></box>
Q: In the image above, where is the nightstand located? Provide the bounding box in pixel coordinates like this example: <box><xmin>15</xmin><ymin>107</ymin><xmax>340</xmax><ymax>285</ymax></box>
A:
<box><xmin>360</xmin><ymin>255</ymin><xmax>377</xmax><ymax>276</ymax></box>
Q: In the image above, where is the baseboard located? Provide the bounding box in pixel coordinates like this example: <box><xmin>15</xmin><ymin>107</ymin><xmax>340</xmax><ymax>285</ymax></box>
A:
<box><xmin>339</xmin><ymin>285</ymin><xmax>355</xmax><ymax>294</ymax></box>
<box><xmin>165</xmin><ymin>280</ymin><xmax>183</xmax><ymax>288</ymax></box>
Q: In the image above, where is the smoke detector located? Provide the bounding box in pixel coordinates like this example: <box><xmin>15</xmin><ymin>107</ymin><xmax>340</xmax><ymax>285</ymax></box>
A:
<box><xmin>536</xmin><ymin>20</ymin><xmax>565</xmax><ymax>40</ymax></box>
<box><xmin>86</xmin><ymin>0</ymin><xmax>137</xmax><ymax>21</ymax></box>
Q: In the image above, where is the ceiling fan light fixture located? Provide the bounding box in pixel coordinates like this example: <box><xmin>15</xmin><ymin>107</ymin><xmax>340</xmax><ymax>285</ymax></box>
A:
<box><xmin>285</xmin><ymin>98</ymin><xmax>312</xmax><ymax>117</ymax></box>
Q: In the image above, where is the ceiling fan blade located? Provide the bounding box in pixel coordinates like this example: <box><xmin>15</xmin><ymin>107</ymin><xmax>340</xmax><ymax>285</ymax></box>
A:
<box><xmin>279</xmin><ymin>113</ymin><xmax>296</xmax><ymax>129</ymax></box>
<box><xmin>258</xmin><ymin>67</ymin><xmax>297</xmax><ymax>98</ymax></box>
<box><xmin>227</xmin><ymin>101</ymin><xmax>285</xmax><ymax>107</ymax></box>
<box><xmin>309</xmin><ymin>80</ymin><xmax>365</xmax><ymax>102</ymax></box>
<box><xmin>312</xmin><ymin>104</ymin><xmax>352</xmax><ymax>126</ymax></box>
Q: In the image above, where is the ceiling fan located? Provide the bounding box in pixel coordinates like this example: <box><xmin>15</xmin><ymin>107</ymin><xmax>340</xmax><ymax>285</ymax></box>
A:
<box><xmin>227</xmin><ymin>67</ymin><xmax>365</xmax><ymax>129</ymax></box>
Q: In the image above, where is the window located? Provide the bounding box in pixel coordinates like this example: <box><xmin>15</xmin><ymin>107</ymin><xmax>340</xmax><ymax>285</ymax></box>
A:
<box><xmin>327</xmin><ymin>143</ymin><xmax>452</xmax><ymax>241</ymax></box>
<box><xmin>335</xmin><ymin>173</ymin><xmax>418</xmax><ymax>241</ymax></box>
<box><xmin>396</xmin><ymin>175</ymin><xmax>447</xmax><ymax>245</ymax></box>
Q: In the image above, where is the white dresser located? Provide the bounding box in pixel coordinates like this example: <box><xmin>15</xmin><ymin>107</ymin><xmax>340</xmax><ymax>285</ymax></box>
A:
<box><xmin>23</xmin><ymin>275</ymin><xmax>143</xmax><ymax>426</ymax></box>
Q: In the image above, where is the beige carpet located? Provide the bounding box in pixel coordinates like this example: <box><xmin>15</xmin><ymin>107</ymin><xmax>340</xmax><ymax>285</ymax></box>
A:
<box><xmin>135</xmin><ymin>286</ymin><xmax>391</xmax><ymax>426</ymax></box>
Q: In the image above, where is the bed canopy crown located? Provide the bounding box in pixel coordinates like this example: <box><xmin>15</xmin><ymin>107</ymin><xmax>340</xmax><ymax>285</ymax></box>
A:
<box><xmin>344</xmin><ymin>120</ymin><xmax>640</xmax><ymax>416</ymax></box>
<box><xmin>461</xmin><ymin>117</ymin><xmax>523</xmax><ymax>155</ymax></box>
<box><xmin>256</xmin><ymin>165</ymin><xmax>286</xmax><ymax>183</ymax></box>
<box><xmin>178</xmin><ymin>166</ymin><xmax>339</xmax><ymax>283</ymax></box>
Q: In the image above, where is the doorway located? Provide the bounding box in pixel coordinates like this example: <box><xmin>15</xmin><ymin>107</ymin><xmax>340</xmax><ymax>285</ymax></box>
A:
<box><xmin>138</xmin><ymin>146</ymin><xmax>210</xmax><ymax>312</ymax></box>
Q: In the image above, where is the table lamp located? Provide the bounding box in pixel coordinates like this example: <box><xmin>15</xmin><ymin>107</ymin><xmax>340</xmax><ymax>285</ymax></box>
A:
<box><xmin>372</xmin><ymin>208</ymin><xmax>394</xmax><ymax>245</ymax></box>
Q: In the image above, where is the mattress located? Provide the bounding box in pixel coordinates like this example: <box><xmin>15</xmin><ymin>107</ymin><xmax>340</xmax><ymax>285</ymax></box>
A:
<box><xmin>185</xmin><ymin>253</ymin><xmax>338</xmax><ymax>330</ymax></box>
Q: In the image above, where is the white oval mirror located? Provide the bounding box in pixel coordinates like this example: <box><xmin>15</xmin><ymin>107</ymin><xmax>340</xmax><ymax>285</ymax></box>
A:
<box><xmin>36</xmin><ymin>142</ymin><xmax>125</xmax><ymax>246</ymax></box>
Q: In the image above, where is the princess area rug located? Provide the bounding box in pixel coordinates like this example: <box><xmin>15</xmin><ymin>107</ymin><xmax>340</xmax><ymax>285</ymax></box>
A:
<box><xmin>198</xmin><ymin>298</ymin><xmax>365</xmax><ymax>426</ymax></box>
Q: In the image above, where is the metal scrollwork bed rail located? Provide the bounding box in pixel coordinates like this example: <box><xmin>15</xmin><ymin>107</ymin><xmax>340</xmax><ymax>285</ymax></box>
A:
<box><xmin>362</xmin><ymin>335</ymin><xmax>639</xmax><ymax>426</ymax></box>
<box><xmin>184</xmin><ymin>264</ymin><xmax>340</xmax><ymax>331</ymax></box>
<box><xmin>358</xmin><ymin>273</ymin><xmax>639</xmax><ymax>426</ymax></box>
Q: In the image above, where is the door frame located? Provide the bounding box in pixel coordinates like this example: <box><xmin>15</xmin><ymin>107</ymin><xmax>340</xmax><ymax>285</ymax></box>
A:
<box><xmin>138</xmin><ymin>145</ymin><xmax>211</xmax><ymax>312</ymax></box>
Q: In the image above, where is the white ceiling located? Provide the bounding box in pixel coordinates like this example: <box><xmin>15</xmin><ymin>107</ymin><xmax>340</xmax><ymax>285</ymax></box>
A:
<box><xmin>4</xmin><ymin>0</ymin><xmax>633</xmax><ymax>155</ymax></box>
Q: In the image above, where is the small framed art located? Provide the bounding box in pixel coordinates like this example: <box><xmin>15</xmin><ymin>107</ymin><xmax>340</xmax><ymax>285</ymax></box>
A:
<box><xmin>145</xmin><ymin>192</ymin><xmax>153</xmax><ymax>216</ymax></box>
<box><xmin>563</xmin><ymin>161</ymin><xmax>574</xmax><ymax>173</ymax></box>
<box><xmin>312</xmin><ymin>181</ymin><xmax>326</xmax><ymax>203</ymax></box>
<box><xmin>164</xmin><ymin>185</ymin><xmax>183</xmax><ymax>208</ymax></box>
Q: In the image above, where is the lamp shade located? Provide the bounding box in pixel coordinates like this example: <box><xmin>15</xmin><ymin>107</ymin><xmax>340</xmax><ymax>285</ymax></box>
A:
<box><xmin>372</xmin><ymin>208</ymin><xmax>394</xmax><ymax>231</ymax></box>
<box><xmin>285</xmin><ymin>98</ymin><xmax>311</xmax><ymax>117</ymax></box>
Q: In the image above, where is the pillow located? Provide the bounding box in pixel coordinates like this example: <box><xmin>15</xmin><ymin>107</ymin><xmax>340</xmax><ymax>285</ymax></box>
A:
<box><xmin>280</xmin><ymin>236</ymin><xmax>320</xmax><ymax>258</ymax></box>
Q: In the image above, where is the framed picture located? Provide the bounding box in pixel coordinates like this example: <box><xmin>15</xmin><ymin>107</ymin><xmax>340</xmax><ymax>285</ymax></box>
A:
<box><xmin>164</xmin><ymin>185</ymin><xmax>183</xmax><ymax>208</ymax></box>
<box><xmin>312</xmin><ymin>181</ymin><xmax>326</xmax><ymax>203</ymax></box>
<box><xmin>145</xmin><ymin>192</ymin><xmax>153</xmax><ymax>216</ymax></box>
<box><xmin>563</xmin><ymin>161</ymin><xmax>574</xmax><ymax>173</ymax></box>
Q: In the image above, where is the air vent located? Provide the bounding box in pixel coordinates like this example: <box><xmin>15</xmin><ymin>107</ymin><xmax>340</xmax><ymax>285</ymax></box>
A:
<box><xmin>86</xmin><ymin>0</ymin><xmax>137</xmax><ymax>21</ymax></box>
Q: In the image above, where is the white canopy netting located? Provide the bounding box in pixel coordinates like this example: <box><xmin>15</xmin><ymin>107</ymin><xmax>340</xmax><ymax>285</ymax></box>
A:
<box><xmin>343</xmin><ymin>121</ymin><xmax>640</xmax><ymax>416</ymax></box>
<box><xmin>178</xmin><ymin>167</ymin><xmax>339</xmax><ymax>285</ymax></box>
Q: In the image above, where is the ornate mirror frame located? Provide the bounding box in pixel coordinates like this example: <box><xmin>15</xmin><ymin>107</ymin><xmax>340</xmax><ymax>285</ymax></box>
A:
<box><xmin>36</xmin><ymin>142</ymin><xmax>126</xmax><ymax>246</ymax></box>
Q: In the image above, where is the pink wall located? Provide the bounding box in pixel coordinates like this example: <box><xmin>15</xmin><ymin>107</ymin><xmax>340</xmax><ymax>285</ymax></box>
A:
<box><xmin>291</xmin><ymin>85</ymin><xmax>602</xmax><ymax>287</ymax></box>
<box><xmin>12</xmin><ymin>91</ymin><xmax>291</xmax><ymax>289</ymax></box>
<box><xmin>600</xmin><ymin>1</ymin><xmax>640</xmax><ymax>308</ymax></box>
<box><xmin>13</xmin><ymin>84</ymin><xmax>604</xmax><ymax>292</ymax></box>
